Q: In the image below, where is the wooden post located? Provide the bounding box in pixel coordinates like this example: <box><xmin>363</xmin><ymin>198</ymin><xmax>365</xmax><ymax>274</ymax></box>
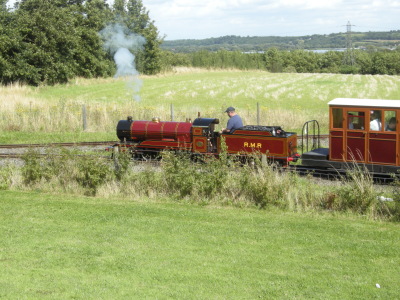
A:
<box><xmin>82</xmin><ymin>105</ymin><xmax>87</xmax><ymax>131</ymax></box>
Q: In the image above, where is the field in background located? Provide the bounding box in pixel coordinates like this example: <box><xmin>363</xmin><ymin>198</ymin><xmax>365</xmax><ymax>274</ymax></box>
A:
<box><xmin>1</xmin><ymin>190</ymin><xmax>399</xmax><ymax>299</ymax></box>
<box><xmin>1</xmin><ymin>68</ymin><xmax>400</xmax><ymax>143</ymax></box>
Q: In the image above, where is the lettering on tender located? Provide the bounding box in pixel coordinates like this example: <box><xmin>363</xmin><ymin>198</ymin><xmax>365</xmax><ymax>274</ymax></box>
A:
<box><xmin>244</xmin><ymin>142</ymin><xmax>262</xmax><ymax>148</ymax></box>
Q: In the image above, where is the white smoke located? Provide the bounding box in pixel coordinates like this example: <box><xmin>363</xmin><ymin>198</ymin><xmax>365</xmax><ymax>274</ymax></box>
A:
<box><xmin>100</xmin><ymin>23</ymin><xmax>146</xmax><ymax>101</ymax></box>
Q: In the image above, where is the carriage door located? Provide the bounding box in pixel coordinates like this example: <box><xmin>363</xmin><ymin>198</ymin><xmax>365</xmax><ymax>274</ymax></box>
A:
<box><xmin>329</xmin><ymin>107</ymin><xmax>345</xmax><ymax>160</ymax></box>
<box><xmin>346</xmin><ymin>110</ymin><xmax>366</xmax><ymax>162</ymax></box>
<box><xmin>368</xmin><ymin>110</ymin><xmax>397</xmax><ymax>164</ymax></box>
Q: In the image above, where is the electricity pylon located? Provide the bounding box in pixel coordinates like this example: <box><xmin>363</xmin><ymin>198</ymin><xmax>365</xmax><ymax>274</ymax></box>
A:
<box><xmin>343</xmin><ymin>21</ymin><xmax>355</xmax><ymax>66</ymax></box>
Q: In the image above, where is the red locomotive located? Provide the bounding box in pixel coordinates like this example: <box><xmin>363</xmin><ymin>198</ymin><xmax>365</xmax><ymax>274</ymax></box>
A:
<box><xmin>113</xmin><ymin>116</ymin><xmax>299</xmax><ymax>165</ymax></box>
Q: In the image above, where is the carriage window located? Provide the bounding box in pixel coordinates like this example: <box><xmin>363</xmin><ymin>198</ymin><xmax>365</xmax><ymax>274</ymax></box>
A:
<box><xmin>348</xmin><ymin>111</ymin><xmax>365</xmax><ymax>130</ymax></box>
<box><xmin>332</xmin><ymin>108</ymin><xmax>343</xmax><ymax>129</ymax></box>
<box><xmin>369</xmin><ymin>110</ymin><xmax>382</xmax><ymax>131</ymax></box>
<box><xmin>384</xmin><ymin>111</ymin><xmax>396</xmax><ymax>132</ymax></box>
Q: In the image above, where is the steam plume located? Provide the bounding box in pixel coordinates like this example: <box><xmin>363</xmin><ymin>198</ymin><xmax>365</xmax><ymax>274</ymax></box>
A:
<box><xmin>100</xmin><ymin>23</ymin><xmax>146</xmax><ymax>101</ymax></box>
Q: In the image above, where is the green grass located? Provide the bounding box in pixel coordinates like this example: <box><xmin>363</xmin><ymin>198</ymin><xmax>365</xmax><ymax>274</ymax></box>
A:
<box><xmin>36</xmin><ymin>71</ymin><xmax>400</xmax><ymax>110</ymax></box>
<box><xmin>1</xmin><ymin>190</ymin><xmax>399</xmax><ymax>299</ymax></box>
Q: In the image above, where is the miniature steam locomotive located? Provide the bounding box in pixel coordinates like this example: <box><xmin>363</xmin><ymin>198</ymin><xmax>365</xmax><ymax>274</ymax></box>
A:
<box><xmin>113</xmin><ymin>116</ymin><xmax>299</xmax><ymax>165</ymax></box>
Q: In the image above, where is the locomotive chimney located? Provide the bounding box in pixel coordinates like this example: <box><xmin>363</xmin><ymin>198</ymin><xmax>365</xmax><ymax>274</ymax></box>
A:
<box><xmin>127</xmin><ymin>116</ymin><xmax>133</xmax><ymax>122</ymax></box>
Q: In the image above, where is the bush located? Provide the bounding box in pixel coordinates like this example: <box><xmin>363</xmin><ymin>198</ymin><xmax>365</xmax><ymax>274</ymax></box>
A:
<box><xmin>0</xmin><ymin>163</ymin><xmax>13</xmax><ymax>190</ymax></box>
<box><xmin>75</xmin><ymin>155</ymin><xmax>113</xmax><ymax>196</ymax></box>
<box><xmin>7</xmin><ymin>145</ymin><xmax>400</xmax><ymax>221</ymax></box>
<box><xmin>21</xmin><ymin>148</ymin><xmax>44</xmax><ymax>185</ymax></box>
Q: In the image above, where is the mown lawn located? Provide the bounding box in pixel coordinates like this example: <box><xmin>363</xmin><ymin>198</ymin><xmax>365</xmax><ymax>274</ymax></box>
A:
<box><xmin>1</xmin><ymin>190</ymin><xmax>399</xmax><ymax>299</ymax></box>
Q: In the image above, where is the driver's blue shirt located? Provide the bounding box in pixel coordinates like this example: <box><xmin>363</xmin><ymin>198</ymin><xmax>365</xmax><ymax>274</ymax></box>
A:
<box><xmin>226</xmin><ymin>114</ymin><xmax>243</xmax><ymax>132</ymax></box>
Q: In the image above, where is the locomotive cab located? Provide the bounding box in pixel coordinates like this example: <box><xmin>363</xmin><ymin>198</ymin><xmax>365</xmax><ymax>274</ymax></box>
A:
<box><xmin>191</xmin><ymin>118</ymin><xmax>220</xmax><ymax>153</ymax></box>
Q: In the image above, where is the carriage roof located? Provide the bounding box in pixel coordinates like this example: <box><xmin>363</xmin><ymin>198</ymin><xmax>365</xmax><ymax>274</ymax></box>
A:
<box><xmin>328</xmin><ymin>98</ymin><xmax>400</xmax><ymax>109</ymax></box>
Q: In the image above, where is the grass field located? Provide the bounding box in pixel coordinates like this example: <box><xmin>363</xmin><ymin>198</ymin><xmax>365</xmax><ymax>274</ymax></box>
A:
<box><xmin>1</xmin><ymin>69</ymin><xmax>400</xmax><ymax>143</ymax></box>
<box><xmin>1</xmin><ymin>190</ymin><xmax>400</xmax><ymax>299</ymax></box>
<box><xmin>2</xmin><ymin>70</ymin><xmax>400</xmax><ymax>299</ymax></box>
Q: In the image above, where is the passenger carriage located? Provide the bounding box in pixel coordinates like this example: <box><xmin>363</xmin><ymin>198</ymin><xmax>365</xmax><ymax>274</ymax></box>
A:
<box><xmin>302</xmin><ymin>98</ymin><xmax>400</xmax><ymax>174</ymax></box>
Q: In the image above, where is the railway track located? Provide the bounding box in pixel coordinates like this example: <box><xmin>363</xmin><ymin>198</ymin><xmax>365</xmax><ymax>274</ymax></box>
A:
<box><xmin>0</xmin><ymin>141</ymin><xmax>116</xmax><ymax>149</ymax></box>
<box><xmin>0</xmin><ymin>152</ymin><xmax>110</xmax><ymax>159</ymax></box>
<box><xmin>0</xmin><ymin>141</ymin><xmax>115</xmax><ymax>160</ymax></box>
<box><xmin>0</xmin><ymin>136</ymin><xmax>328</xmax><ymax>151</ymax></box>
<box><xmin>0</xmin><ymin>135</ymin><xmax>329</xmax><ymax>150</ymax></box>
<box><xmin>288</xmin><ymin>165</ymin><xmax>399</xmax><ymax>184</ymax></box>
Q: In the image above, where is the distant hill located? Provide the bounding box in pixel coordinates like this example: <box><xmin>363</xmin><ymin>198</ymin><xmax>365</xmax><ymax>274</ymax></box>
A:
<box><xmin>162</xmin><ymin>31</ymin><xmax>400</xmax><ymax>53</ymax></box>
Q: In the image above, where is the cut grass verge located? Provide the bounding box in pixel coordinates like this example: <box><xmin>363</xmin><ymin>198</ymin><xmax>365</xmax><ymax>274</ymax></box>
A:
<box><xmin>1</xmin><ymin>190</ymin><xmax>399</xmax><ymax>299</ymax></box>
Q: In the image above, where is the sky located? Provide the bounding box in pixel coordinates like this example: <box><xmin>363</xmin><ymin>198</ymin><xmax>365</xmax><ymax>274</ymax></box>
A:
<box><xmin>7</xmin><ymin>0</ymin><xmax>400</xmax><ymax>40</ymax></box>
<box><xmin>137</xmin><ymin>0</ymin><xmax>400</xmax><ymax>40</ymax></box>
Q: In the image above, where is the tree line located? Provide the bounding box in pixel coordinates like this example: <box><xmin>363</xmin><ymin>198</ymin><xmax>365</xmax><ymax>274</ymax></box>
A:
<box><xmin>162</xmin><ymin>32</ymin><xmax>400</xmax><ymax>53</ymax></box>
<box><xmin>0</xmin><ymin>0</ymin><xmax>163</xmax><ymax>85</ymax></box>
<box><xmin>163</xmin><ymin>48</ymin><xmax>400</xmax><ymax>75</ymax></box>
<box><xmin>1</xmin><ymin>0</ymin><xmax>400</xmax><ymax>86</ymax></box>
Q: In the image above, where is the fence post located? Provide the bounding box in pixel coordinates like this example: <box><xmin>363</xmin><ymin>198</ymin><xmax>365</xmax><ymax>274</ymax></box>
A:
<box><xmin>170</xmin><ymin>103</ymin><xmax>174</xmax><ymax>121</ymax></box>
<box><xmin>82</xmin><ymin>105</ymin><xmax>87</xmax><ymax>131</ymax></box>
<box><xmin>257</xmin><ymin>102</ymin><xmax>260</xmax><ymax>125</ymax></box>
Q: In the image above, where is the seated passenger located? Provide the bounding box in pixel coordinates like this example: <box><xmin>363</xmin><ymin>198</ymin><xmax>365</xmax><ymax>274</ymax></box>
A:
<box><xmin>348</xmin><ymin>113</ymin><xmax>355</xmax><ymax>129</ymax></box>
<box><xmin>220</xmin><ymin>107</ymin><xmax>243</xmax><ymax>134</ymax></box>
<box><xmin>370</xmin><ymin>110</ymin><xmax>382</xmax><ymax>131</ymax></box>
<box><xmin>385</xmin><ymin>117</ymin><xmax>396</xmax><ymax>131</ymax></box>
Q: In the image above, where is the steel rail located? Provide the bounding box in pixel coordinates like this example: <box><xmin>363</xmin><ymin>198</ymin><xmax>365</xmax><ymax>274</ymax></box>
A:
<box><xmin>287</xmin><ymin>165</ymin><xmax>399</xmax><ymax>184</ymax></box>
<box><xmin>0</xmin><ymin>153</ymin><xmax>110</xmax><ymax>159</ymax></box>
<box><xmin>0</xmin><ymin>135</ymin><xmax>329</xmax><ymax>149</ymax></box>
<box><xmin>0</xmin><ymin>141</ymin><xmax>117</xmax><ymax>149</ymax></box>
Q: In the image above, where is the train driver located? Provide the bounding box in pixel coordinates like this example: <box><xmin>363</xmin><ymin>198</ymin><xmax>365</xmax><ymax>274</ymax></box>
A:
<box><xmin>220</xmin><ymin>106</ymin><xmax>243</xmax><ymax>134</ymax></box>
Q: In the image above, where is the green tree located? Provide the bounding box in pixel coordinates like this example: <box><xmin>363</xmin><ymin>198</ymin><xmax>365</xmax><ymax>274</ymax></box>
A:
<box><xmin>371</xmin><ymin>52</ymin><xmax>389</xmax><ymax>74</ymax></box>
<box><xmin>264</xmin><ymin>47</ymin><xmax>283</xmax><ymax>72</ymax></box>
<box><xmin>0</xmin><ymin>1</ymin><xmax>16</xmax><ymax>84</ymax></box>
<box><xmin>113</xmin><ymin>0</ymin><xmax>163</xmax><ymax>75</ymax></box>
<box><xmin>1</xmin><ymin>0</ymin><xmax>113</xmax><ymax>85</ymax></box>
<box><xmin>84</xmin><ymin>0</ymin><xmax>113</xmax><ymax>31</ymax></box>
<box><xmin>355</xmin><ymin>51</ymin><xmax>373</xmax><ymax>74</ymax></box>
<box><xmin>318</xmin><ymin>51</ymin><xmax>342</xmax><ymax>73</ymax></box>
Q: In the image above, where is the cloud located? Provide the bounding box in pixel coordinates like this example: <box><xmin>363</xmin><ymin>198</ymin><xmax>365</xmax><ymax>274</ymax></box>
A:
<box><xmin>279</xmin><ymin>0</ymin><xmax>343</xmax><ymax>9</ymax></box>
<box><xmin>10</xmin><ymin>0</ymin><xmax>397</xmax><ymax>40</ymax></box>
<box><xmin>142</xmin><ymin>0</ymin><xmax>400</xmax><ymax>39</ymax></box>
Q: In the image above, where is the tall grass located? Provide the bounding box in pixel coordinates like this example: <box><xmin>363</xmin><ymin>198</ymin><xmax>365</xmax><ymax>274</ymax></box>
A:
<box><xmin>1</xmin><ymin>70</ymin><xmax>400</xmax><ymax>143</ymax></box>
<box><xmin>2</xmin><ymin>147</ymin><xmax>399</xmax><ymax>221</ymax></box>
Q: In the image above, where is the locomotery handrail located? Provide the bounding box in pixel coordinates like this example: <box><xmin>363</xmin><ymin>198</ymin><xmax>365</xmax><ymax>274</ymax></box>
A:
<box><xmin>301</xmin><ymin>120</ymin><xmax>321</xmax><ymax>153</ymax></box>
